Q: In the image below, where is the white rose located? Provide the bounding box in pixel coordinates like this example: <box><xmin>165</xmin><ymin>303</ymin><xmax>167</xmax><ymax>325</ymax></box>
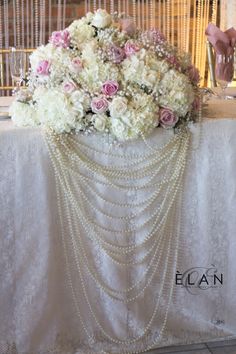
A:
<box><xmin>109</xmin><ymin>97</ymin><xmax>128</xmax><ymax>118</ymax></box>
<box><xmin>70</xmin><ymin>90</ymin><xmax>90</xmax><ymax>111</ymax></box>
<box><xmin>92</xmin><ymin>9</ymin><xmax>112</xmax><ymax>28</ymax></box>
<box><xmin>86</xmin><ymin>12</ymin><xmax>94</xmax><ymax>23</ymax></box>
<box><xmin>93</xmin><ymin>113</ymin><xmax>108</xmax><ymax>132</ymax></box>
<box><xmin>73</xmin><ymin>102</ymin><xmax>84</xmax><ymax>119</ymax></box>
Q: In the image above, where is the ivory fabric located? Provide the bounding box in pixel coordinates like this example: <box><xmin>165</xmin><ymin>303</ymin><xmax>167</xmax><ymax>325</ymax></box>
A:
<box><xmin>1</xmin><ymin>119</ymin><xmax>236</xmax><ymax>353</ymax></box>
<box><xmin>221</xmin><ymin>0</ymin><xmax>236</xmax><ymax>31</ymax></box>
<box><xmin>203</xmin><ymin>97</ymin><xmax>236</xmax><ymax>119</ymax></box>
<box><xmin>0</xmin><ymin>97</ymin><xmax>14</xmax><ymax>116</ymax></box>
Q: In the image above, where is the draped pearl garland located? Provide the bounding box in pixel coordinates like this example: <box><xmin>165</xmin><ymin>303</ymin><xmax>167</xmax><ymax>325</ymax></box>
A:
<box><xmin>45</xmin><ymin>128</ymin><xmax>190</xmax><ymax>353</ymax></box>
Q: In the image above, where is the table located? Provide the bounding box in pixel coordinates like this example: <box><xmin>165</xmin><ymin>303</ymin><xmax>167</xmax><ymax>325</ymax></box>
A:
<box><xmin>1</xmin><ymin>117</ymin><xmax>236</xmax><ymax>354</ymax></box>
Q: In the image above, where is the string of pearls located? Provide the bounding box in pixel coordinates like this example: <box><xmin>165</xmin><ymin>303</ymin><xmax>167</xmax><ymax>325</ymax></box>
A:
<box><xmin>35</xmin><ymin>0</ymin><xmax>39</xmax><ymax>47</ymax></box>
<box><xmin>51</xmin><ymin>167</ymin><xmax>168</xmax><ymax>301</ymax></box>
<box><xmin>212</xmin><ymin>0</ymin><xmax>217</xmax><ymax>25</ymax></box>
<box><xmin>45</xmin><ymin>128</ymin><xmax>190</xmax><ymax>352</ymax></box>
<box><xmin>15</xmin><ymin>0</ymin><xmax>20</xmax><ymax>47</ymax></box>
<box><xmin>132</xmin><ymin>0</ymin><xmax>136</xmax><ymax>23</ymax></box>
<box><xmin>54</xmin><ymin>162</ymin><xmax>184</xmax><ymax>302</ymax></box>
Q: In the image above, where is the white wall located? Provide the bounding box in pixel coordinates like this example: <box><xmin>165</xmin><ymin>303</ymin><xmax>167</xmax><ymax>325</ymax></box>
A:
<box><xmin>221</xmin><ymin>0</ymin><xmax>236</xmax><ymax>30</ymax></box>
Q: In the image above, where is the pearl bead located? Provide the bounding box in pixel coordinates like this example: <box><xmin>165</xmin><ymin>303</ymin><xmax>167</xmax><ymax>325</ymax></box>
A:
<box><xmin>44</xmin><ymin>127</ymin><xmax>190</xmax><ymax>348</ymax></box>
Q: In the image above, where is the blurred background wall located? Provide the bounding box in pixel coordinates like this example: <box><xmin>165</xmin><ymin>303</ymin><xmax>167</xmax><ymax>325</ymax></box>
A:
<box><xmin>0</xmin><ymin>1</ymin><xmax>225</xmax><ymax>94</ymax></box>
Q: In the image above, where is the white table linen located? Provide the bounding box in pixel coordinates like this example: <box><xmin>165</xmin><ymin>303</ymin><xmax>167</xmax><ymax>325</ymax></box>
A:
<box><xmin>1</xmin><ymin>119</ymin><xmax>236</xmax><ymax>353</ymax></box>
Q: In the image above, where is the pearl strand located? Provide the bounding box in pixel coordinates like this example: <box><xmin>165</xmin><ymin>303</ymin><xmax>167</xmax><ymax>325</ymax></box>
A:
<box><xmin>69</xmin><ymin>211</ymin><xmax>168</xmax><ymax>303</ymax></box>
<box><xmin>45</xmin><ymin>131</ymin><xmax>189</xmax><ymax>253</ymax></box>
<box><xmin>58</xmin><ymin>157</ymin><xmax>183</xmax><ymax>290</ymax></box>
<box><xmin>55</xmin><ymin>132</ymin><xmax>182</xmax><ymax>191</ymax></box>
<box><xmin>61</xmin><ymin>178</ymin><xmax>169</xmax><ymax>293</ymax></box>
<box><xmin>58</xmin><ymin>169</ymin><xmax>178</xmax><ymax>256</ymax></box>
<box><xmin>44</xmin><ymin>129</ymin><xmax>190</xmax><ymax>350</ymax></box>
<box><xmin>69</xmin><ymin>132</ymin><xmax>181</xmax><ymax>171</ymax></box>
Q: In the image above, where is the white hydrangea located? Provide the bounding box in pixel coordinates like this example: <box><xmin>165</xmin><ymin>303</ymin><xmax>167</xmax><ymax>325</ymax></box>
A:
<box><xmin>122</xmin><ymin>49</ymin><xmax>163</xmax><ymax>89</ymax></box>
<box><xmin>80</xmin><ymin>43</ymin><xmax>119</xmax><ymax>93</ymax></box>
<box><xmin>81</xmin><ymin>40</ymin><xmax>100</xmax><ymax>65</ymax></box>
<box><xmin>110</xmin><ymin>93</ymin><xmax>158</xmax><ymax>141</ymax></box>
<box><xmin>29</xmin><ymin>44</ymin><xmax>74</xmax><ymax>88</ymax></box>
<box><xmin>70</xmin><ymin>90</ymin><xmax>91</xmax><ymax>116</ymax></box>
<box><xmin>48</xmin><ymin>48</ymin><xmax>74</xmax><ymax>85</ymax></box>
<box><xmin>159</xmin><ymin>69</ymin><xmax>195</xmax><ymax>117</ymax></box>
<box><xmin>10</xmin><ymin>101</ymin><xmax>39</xmax><ymax>127</ymax></box>
<box><xmin>68</xmin><ymin>20</ymin><xmax>95</xmax><ymax>47</ymax></box>
<box><xmin>11</xmin><ymin>10</ymin><xmax>199</xmax><ymax>140</ymax></box>
<box><xmin>111</xmin><ymin>110</ymin><xmax>156</xmax><ymax>141</ymax></box>
<box><xmin>111</xmin><ymin>117</ymin><xmax>137</xmax><ymax>141</ymax></box>
<box><xmin>33</xmin><ymin>87</ymin><xmax>78</xmax><ymax>133</ymax></box>
<box><xmin>131</xmin><ymin>91</ymin><xmax>157</xmax><ymax>112</ymax></box>
<box><xmin>97</xmin><ymin>27</ymin><xmax>128</xmax><ymax>46</ymax></box>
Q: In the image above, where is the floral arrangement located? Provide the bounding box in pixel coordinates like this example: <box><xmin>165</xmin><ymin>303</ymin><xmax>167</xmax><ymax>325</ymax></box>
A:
<box><xmin>10</xmin><ymin>9</ymin><xmax>200</xmax><ymax>141</ymax></box>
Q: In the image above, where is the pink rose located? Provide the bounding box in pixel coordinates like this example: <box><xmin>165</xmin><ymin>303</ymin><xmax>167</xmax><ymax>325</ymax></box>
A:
<box><xmin>124</xmin><ymin>42</ymin><xmax>140</xmax><ymax>56</ymax></box>
<box><xmin>187</xmin><ymin>65</ymin><xmax>200</xmax><ymax>84</ymax></box>
<box><xmin>49</xmin><ymin>29</ymin><xmax>70</xmax><ymax>48</ymax></box>
<box><xmin>102</xmin><ymin>80</ymin><xmax>119</xmax><ymax>96</ymax></box>
<box><xmin>63</xmin><ymin>81</ymin><xmax>77</xmax><ymax>93</ymax></box>
<box><xmin>36</xmin><ymin>60</ymin><xmax>50</xmax><ymax>76</ymax></box>
<box><xmin>91</xmin><ymin>97</ymin><xmax>109</xmax><ymax>114</ymax></box>
<box><xmin>108</xmin><ymin>45</ymin><xmax>125</xmax><ymax>64</ymax></box>
<box><xmin>159</xmin><ymin>108</ymin><xmax>178</xmax><ymax>128</ymax></box>
<box><xmin>120</xmin><ymin>19</ymin><xmax>136</xmax><ymax>36</ymax></box>
<box><xmin>71</xmin><ymin>57</ymin><xmax>83</xmax><ymax>73</ymax></box>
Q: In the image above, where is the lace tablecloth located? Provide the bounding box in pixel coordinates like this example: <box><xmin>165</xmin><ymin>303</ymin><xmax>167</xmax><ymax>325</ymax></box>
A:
<box><xmin>0</xmin><ymin>119</ymin><xmax>236</xmax><ymax>354</ymax></box>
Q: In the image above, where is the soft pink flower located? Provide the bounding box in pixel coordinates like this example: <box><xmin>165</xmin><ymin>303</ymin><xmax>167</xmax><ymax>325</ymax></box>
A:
<box><xmin>91</xmin><ymin>97</ymin><xmax>109</xmax><ymax>114</ymax></box>
<box><xmin>124</xmin><ymin>42</ymin><xmax>140</xmax><ymax>56</ymax></box>
<box><xmin>71</xmin><ymin>57</ymin><xmax>83</xmax><ymax>73</ymax></box>
<box><xmin>102</xmin><ymin>80</ymin><xmax>119</xmax><ymax>96</ymax></box>
<box><xmin>159</xmin><ymin>108</ymin><xmax>178</xmax><ymax>128</ymax></box>
<box><xmin>49</xmin><ymin>29</ymin><xmax>70</xmax><ymax>48</ymax></box>
<box><xmin>120</xmin><ymin>19</ymin><xmax>136</xmax><ymax>36</ymax></box>
<box><xmin>108</xmin><ymin>45</ymin><xmax>125</xmax><ymax>64</ymax></box>
<box><xmin>187</xmin><ymin>65</ymin><xmax>200</xmax><ymax>84</ymax></box>
<box><xmin>63</xmin><ymin>81</ymin><xmax>77</xmax><ymax>93</ymax></box>
<box><xmin>36</xmin><ymin>60</ymin><xmax>50</xmax><ymax>76</ymax></box>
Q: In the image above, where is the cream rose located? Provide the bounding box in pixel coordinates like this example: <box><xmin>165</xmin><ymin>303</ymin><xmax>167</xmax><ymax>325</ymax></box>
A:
<box><xmin>92</xmin><ymin>9</ymin><xmax>112</xmax><ymax>28</ymax></box>
<box><xmin>109</xmin><ymin>97</ymin><xmax>128</xmax><ymax>118</ymax></box>
<box><xmin>70</xmin><ymin>90</ymin><xmax>90</xmax><ymax>111</ymax></box>
<box><xmin>93</xmin><ymin>113</ymin><xmax>108</xmax><ymax>132</ymax></box>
